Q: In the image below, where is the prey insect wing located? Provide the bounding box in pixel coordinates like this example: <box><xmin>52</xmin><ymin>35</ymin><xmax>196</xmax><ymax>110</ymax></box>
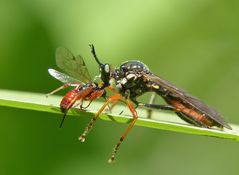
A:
<box><xmin>144</xmin><ymin>73</ymin><xmax>231</xmax><ymax>129</ymax></box>
<box><xmin>56</xmin><ymin>47</ymin><xmax>92</xmax><ymax>83</ymax></box>
<box><xmin>48</xmin><ymin>68</ymin><xmax>81</xmax><ymax>86</ymax></box>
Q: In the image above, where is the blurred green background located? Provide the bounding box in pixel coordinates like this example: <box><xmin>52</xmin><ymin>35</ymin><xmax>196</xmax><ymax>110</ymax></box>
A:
<box><xmin>1</xmin><ymin>0</ymin><xmax>239</xmax><ymax>174</ymax></box>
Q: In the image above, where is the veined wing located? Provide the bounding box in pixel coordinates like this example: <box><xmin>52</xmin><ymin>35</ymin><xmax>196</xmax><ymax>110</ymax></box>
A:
<box><xmin>55</xmin><ymin>47</ymin><xmax>92</xmax><ymax>83</ymax></box>
<box><xmin>145</xmin><ymin>73</ymin><xmax>231</xmax><ymax>129</ymax></box>
<box><xmin>48</xmin><ymin>68</ymin><xmax>81</xmax><ymax>86</ymax></box>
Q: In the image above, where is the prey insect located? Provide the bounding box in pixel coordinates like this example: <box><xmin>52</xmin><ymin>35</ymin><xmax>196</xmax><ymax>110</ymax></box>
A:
<box><xmin>48</xmin><ymin>45</ymin><xmax>232</xmax><ymax>163</ymax></box>
<box><xmin>47</xmin><ymin>47</ymin><xmax>108</xmax><ymax>128</ymax></box>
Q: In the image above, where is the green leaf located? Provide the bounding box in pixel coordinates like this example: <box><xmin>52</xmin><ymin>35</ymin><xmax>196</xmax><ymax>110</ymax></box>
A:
<box><xmin>0</xmin><ymin>89</ymin><xmax>239</xmax><ymax>141</ymax></box>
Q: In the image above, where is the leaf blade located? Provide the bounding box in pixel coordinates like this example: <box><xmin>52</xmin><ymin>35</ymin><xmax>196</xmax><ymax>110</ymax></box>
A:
<box><xmin>0</xmin><ymin>89</ymin><xmax>239</xmax><ymax>141</ymax></box>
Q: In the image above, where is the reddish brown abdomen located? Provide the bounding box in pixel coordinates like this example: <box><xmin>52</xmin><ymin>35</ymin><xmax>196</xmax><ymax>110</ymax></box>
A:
<box><xmin>60</xmin><ymin>89</ymin><xmax>79</xmax><ymax>113</ymax></box>
<box><xmin>169</xmin><ymin>99</ymin><xmax>215</xmax><ymax>127</ymax></box>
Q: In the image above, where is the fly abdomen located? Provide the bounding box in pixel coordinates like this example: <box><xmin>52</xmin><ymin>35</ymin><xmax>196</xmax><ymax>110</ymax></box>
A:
<box><xmin>60</xmin><ymin>89</ymin><xmax>79</xmax><ymax>113</ymax></box>
<box><xmin>180</xmin><ymin>106</ymin><xmax>214</xmax><ymax>127</ymax></box>
<box><xmin>168</xmin><ymin>99</ymin><xmax>221</xmax><ymax>128</ymax></box>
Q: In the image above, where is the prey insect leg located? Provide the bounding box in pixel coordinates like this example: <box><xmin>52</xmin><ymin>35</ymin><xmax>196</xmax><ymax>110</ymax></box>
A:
<box><xmin>108</xmin><ymin>99</ymin><xmax>138</xmax><ymax>163</ymax></box>
<box><xmin>79</xmin><ymin>94</ymin><xmax>121</xmax><ymax>142</ymax></box>
<box><xmin>46</xmin><ymin>84</ymin><xmax>69</xmax><ymax>97</ymax></box>
<box><xmin>81</xmin><ymin>90</ymin><xmax>105</xmax><ymax>109</ymax></box>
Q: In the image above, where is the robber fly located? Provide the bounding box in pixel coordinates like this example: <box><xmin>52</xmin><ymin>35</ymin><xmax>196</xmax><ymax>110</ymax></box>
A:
<box><xmin>113</xmin><ymin>60</ymin><xmax>231</xmax><ymax>130</ymax></box>
<box><xmin>48</xmin><ymin>45</ymin><xmax>232</xmax><ymax>163</ymax></box>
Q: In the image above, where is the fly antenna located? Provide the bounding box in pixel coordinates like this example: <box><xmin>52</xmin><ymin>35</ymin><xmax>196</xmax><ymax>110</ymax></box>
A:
<box><xmin>59</xmin><ymin>113</ymin><xmax>67</xmax><ymax>128</ymax></box>
<box><xmin>89</xmin><ymin>44</ymin><xmax>102</xmax><ymax>65</ymax></box>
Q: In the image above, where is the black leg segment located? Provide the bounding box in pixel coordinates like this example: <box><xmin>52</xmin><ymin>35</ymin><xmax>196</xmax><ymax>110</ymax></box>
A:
<box><xmin>139</xmin><ymin>103</ymin><xmax>175</xmax><ymax>111</ymax></box>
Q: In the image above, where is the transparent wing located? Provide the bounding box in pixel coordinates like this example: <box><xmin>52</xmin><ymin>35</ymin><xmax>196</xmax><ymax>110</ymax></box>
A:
<box><xmin>55</xmin><ymin>47</ymin><xmax>92</xmax><ymax>83</ymax></box>
<box><xmin>48</xmin><ymin>68</ymin><xmax>81</xmax><ymax>86</ymax></box>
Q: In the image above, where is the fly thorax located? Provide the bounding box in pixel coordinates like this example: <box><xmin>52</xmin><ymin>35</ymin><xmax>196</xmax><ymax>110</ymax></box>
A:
<box><xmin>112</xmin><ymin>60</ymin><xmax>152</xmax><ymax>97</ymax></box>
<box><xmin>115</xmin><ymin>73</ymin><xmax>146</xmax><ymax>97</ymax></box>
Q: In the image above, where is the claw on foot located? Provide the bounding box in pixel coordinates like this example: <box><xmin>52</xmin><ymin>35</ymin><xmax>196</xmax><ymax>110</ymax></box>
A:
<box><xmin>78</xmin><ymin>135</ymin><xmax>86</xmax><ymax>142</ymax></box>
<box><xmin>108</xmin><ymin>156</ymin><xmax>115</xmax><ymax>164</ymax></box>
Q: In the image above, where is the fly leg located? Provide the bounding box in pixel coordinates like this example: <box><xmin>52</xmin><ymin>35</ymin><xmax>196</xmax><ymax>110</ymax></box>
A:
<box><xmin>108</xmin><ymin>99</ymin><xmax>138</xmax><ymax>163</ymax></box>
<box><xmin>146</xmin><ymin>92</ymin><xmax>157</xmax><ymax>118</ymax></box>
<box><xmin>139</xmin><ymin>103</ymin><xmax>175</xmax><ymax>111</ymax></box>
<box><xmin>106</xmin><ymin>86</ymin><xmax>119</xmax><ymax>94</ymax></box>
<box><xmin>105</xmin><ymin>86</ymin><xmax>125</xmax><ymax>113</ymax></box>
<box><xmin>104</xmin><ymin>100</ymin><xmax>118</xmax><ymax>113</ymax></box>
<box><xmin>105</xmin><ymin>99</ymin><xmax>127</xmax><ymax>115</ymax></box>
<box><xmin>79</xmin><ymin>94</ymin><xmax>121</xmax><ymax>142</ymax></box>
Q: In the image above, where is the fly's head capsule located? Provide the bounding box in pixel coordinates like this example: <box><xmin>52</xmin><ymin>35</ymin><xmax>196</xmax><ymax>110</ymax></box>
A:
<box><xmin>89</xmin><ymin>44</ymin><xmax>111</xmax><ymax>87</ymax></box>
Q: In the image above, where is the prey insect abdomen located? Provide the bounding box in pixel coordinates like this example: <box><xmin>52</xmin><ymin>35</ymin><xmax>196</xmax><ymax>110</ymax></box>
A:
<box><xmin>60</xmin><ymin>89</ymin><xmax>79</xmax><ymax>113</ymax></box>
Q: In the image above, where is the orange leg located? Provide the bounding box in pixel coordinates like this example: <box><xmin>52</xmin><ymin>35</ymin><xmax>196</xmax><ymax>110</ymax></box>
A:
<box><xmin>46</xmin><ymin>84</ymin><xmax>69</xmax><ymax>97</ymax></box>
<box><xmin>81</xmin><ymin>90</ymin><xmax>105</xmax><ymax>109</ymax></box>
<box><xmin>105</xmin><ymin>98</ymin><xmax>127</xmax><ymax>113</ymax></box>
<box><xmin>80</xmin><ymin>100</ymin><xmax>93</xmax><ymax>109</ymax></box>
<box><xmin>106</xmin><ymin>86</ymin><xmax>118</xmax><ymax>94</ymax></box>
<box><xmin>108</xmin><ymin>99</ymin><xmax>138</xmax><ymax>163</ymax></box>
<box><xmin>79</xmin><ymin>93</ymin><xmax>121</xmax><ymax>142</ymax></box>
<box><xmin>104</xmin><ymin>99</ymin><xmax>118</xmax><ymax>113</ymax></box>
<box><xmin>105</xmin><ymin>86</ymin><xmax>124</xmax><ymax>112</ymax></box>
